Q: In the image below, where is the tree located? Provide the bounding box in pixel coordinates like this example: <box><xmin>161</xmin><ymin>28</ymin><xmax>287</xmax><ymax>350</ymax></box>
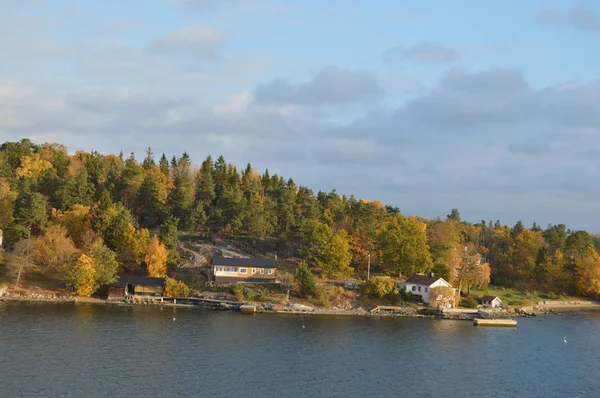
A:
<box><xmin>52</xmin><ymin>204</ymin><xmax>91</xmax><ymax>248</ymax></box>
<box><xmin>300</xmin><ymin>220</ymin><xmax>353</xmax><ymax>278</ymax></box>
<box><xmin>89</xmin><ymin>241</ymin><xmax>119</xmax><ymax>286</ymax></box>
<box><xmin>576</xmin><ymin>255</ymin><xmax>600</xmax><ymax>298</ymax></box>
<box><xmin>63</xmin><ymin>254</ymin><xmax>97</xmax><ymax>296</ymax></box>
<box><xmin>294</xmin><ymin>262</ymin><xmax>317</xmax><ymax>298</ymax></box>
<box><xmin>7</xmin><ymin>233</ymin><xmax>34</xmax><ymax>287</ymax></box>
<box><xmin>32</xmin><ymin>225</ymin><xmax>79</xmax><ymax>274</ymax></box>
<box><xmin>349</xmin><ymin>229</ymin><xmax>375</xmax><ymax>270</ymax></box>
<box><xmin>145</xmin><ymin>236</ymin><xmax>168</xmax><ymax>277</ymax></box>
<box><xmin>446</xmin><ymin>208</ymin><xmax>461</xmax><ymax>222</ymax></box>
<box><xmin>116</xmin><ymin>223</ymin><xmax>149</xmax><ymax>271</ymax></box>
<box><xmin>429</xmin><ymin>286</ymin><xmax>457</xmax><ymax>309</ymax></box>
<box><xmin>12</xmin><ymin>185</ymin><xmax>48</xmax><ymax>238</ymax></box>
<box><xmin>378</xmin><ymin>215</ymin><xmax>432</xmax><ymax>277</ymax></box>
<box><xmin>0</xmin><ymin>178</ymin><xmax>17</xmax><ymax>230</ymax></box>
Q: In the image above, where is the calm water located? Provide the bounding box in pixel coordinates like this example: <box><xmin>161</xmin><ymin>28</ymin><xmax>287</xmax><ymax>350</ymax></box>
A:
<box><xmin>1</xmin><ymin>303</ymin><xmax>599</xmax><ymax>397</ymax></box>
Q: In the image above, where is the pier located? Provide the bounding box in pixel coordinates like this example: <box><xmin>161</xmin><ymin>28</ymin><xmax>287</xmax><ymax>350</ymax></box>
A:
<box><xmin>473</xmin><ymin>318</ymin><xmax>517</xmax><ymax>327</ymax></box>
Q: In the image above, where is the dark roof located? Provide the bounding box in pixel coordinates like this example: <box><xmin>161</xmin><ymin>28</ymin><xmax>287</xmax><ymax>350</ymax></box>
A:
<box><xmin>111</xmin><ymin>275</ymin><xmax>166</xmax><ymax>288</ymax></box>
<box><xmin>403</xmin><ymin>274</ymin><xmax>442</xmax><ymax>286</ymax></box>
<box><xmin>481</xmin><ymin>295</ymin><xmax>501</xmax><ymax>302</ymax></box>
<box><xmin>212</xmin><ymin>257</ymin><xmax>278</xmax><ymax>268</ymax></box>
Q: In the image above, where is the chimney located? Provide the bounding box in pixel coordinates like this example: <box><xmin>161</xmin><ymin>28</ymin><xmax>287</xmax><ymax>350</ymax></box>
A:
<box><xmin>430</xmin><ymin>272</ymin><xmax>435</xmax><ymax>277</ymax></box>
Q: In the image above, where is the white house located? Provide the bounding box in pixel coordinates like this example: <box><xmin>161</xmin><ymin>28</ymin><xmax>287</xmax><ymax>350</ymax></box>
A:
<box><xmin>481</xmin><ymin>295</ymin><xmax>502</xmax><ymax>308</ymax></box>
<box><xmin>395</xmin><ymin>274</ymin><xmax>455</xmax><ymax>305</ymax></box>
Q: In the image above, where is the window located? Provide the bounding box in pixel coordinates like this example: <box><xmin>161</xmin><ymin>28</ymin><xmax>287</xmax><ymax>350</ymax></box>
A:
<box><xmin>260</xmin><ymin>269</ymin><xmax>265</xmax><ymax>274</ymax></box>
<box><xmin>240</xmin><ymin>268</ymin><xmax>247</xmax><ymax>274</ymax></box>
<box><xmin>268</xmin><ymin>269</ymin><xmax>273</xmax><ymax>275</ymax></box>
<box><xmin>418</xmin><ymin>286</ymin><xmax>421</xmax><ymax>292</ymax></box>
<box><xmin>425</xmin><ymin>287</ymin><xmax>428</xmax><ymax>292</ymax></box>
<box><xmin>252</xmin><ymin>268</ymin><xmax>257</xmax><ymax>274</ymax></box>
<box><xmin>412</xmin><ymin>286</ymin><xmax>416</xmax><ymax>292</ymax></box>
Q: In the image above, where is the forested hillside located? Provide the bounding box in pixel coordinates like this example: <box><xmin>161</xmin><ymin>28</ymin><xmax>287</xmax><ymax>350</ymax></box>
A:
<box><xmin>1</xmin><ymin>139</ymin><xmax>599</xmax><ymax>299</ymax></box>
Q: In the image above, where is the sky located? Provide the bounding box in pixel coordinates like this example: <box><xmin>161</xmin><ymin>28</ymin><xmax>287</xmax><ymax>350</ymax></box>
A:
<box><xmin>2</xmin><ymin>0</ymin><xmax>600</xmax><ymax>231</ymax></box>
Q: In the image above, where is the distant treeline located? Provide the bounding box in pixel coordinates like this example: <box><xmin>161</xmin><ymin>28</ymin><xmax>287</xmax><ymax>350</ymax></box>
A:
<box><xmin>1</xmin><ymin>139</ymin><xmax>600</xmax><ymax>298</ymax></box>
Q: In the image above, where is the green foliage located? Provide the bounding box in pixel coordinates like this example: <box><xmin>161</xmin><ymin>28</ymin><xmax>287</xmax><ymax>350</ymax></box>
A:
<box><xmin>300</xmin><ymin>220</ymin><xmax>353</xmax><ymax>278</ymax></box>
<box><xmin>294</xmin><ymin>262</ymin><xmax>317</xmax><ymax>298</ymax></box>
<box><xmin>89</xmin><ymin>242</ymin><xmax>119</xmax><ymax>286</ymax></box>
<box><xmin>378</xmin><ymin>214</ymin><xmax>432</xmax><ymax>277</ymax></box>
<box><xmin>366</xmin><ymin>276</ymin><xmax>395</xmax><ymax>298</ymax></box>
<box><xmin>231</xmin><ymin>283</ymin><xmax>245</xmax><ymax>301</ymax></box>
<box><xmin>459</xmin><ymin>296</ymin><xmax>478</xmax><ymax>308</ymax></box>
<box><xmin>1</xmin><ymin>139</ymin><xmax>599</xmax><ymax>299</ymax></box>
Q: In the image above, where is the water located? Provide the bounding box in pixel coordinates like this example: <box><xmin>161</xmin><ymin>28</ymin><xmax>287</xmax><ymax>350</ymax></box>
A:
<box><xmin>1</xmin><ymin>303</ymin><xmax>599</xmax><ymax>398</ymax></box>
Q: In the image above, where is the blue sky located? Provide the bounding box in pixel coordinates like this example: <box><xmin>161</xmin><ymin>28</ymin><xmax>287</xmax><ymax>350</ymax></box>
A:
<box><xmin>2</xmin><ymin>0</ymin><xmax>600</xmax><ymax>231</ymax></box>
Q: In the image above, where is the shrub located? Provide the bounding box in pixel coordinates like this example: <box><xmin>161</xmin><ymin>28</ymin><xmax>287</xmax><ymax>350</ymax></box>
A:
<box><xmin>164</xmin><ymin>277</ymin><xmax>190</xmax><ymax>297</ymax></box>
<box><xmin>367</xmin><ymin>277</ymin><xmax>395</xmax><ymax>298</ymax></box>
<box><xmin>231</xmin><ymin>283</ymin><xmax>245</xmax><ymax>301</ymax></box>
<box><xmin>295</xmin><ymin>262</ymin><xmax>317</xmax><ymax>298</ymax></box>
<box><xmin>460</xmin><ymin>296</ymin><xmax>478</xmax><ymax>308</ymax></box>
<box><xmin>310</xmin><ymin>285</ymin><xmax>333</xmax><ymax>307</ymax></box>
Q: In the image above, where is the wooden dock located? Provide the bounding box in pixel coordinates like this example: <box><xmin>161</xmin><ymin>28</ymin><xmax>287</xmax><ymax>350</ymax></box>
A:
<box><xmin>162</xmin><ymin>297</ymin><xmax>245</xmax><ymax>310</ymax></box>
<box><xmin>473</xmin><ymin>318</ymin><xmax>517</xmax><ymax>327</ymax></box>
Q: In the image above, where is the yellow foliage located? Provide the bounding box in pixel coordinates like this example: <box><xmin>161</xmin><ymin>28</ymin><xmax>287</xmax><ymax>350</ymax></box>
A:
<box><xmin>67</xmin><ymin>254</ymin><xmax>97</xmax><ymax>297</ymax></box>
<box><xmin>52</xmin><ymin>205</ymin><xmax>91</xmax><ymax>246</ymax></box>
<box><xmin>145</xmin><ymin>236</ymin><xmax>168</xmax><ymax>277</ymax></box>
<box><xmin>164</xmin><ymin>277</ymin><xmax>190</xmax><ymax>297</ymax></box>
<box><xmin>15</xmin><ymin>154</ymin><xmax>53</xmax><ymax>181</ymax></box>
<box><xmin>32</xmin><ymin>225</ymin><xmax>79</xmax><ymax>272</ymax></box>
<box><xmin>0</xmin><ymin>178</ymin><xmax>17</xmax><ymax>227</ymax></box>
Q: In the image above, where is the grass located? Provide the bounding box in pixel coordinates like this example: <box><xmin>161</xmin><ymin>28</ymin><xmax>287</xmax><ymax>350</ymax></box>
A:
<box><xmin>468</xmin><ymin>285</ymin><xmax>544</xmax><ymax>306</ymax></box>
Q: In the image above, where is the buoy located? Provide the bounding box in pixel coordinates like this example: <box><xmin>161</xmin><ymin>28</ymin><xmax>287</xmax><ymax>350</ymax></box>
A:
<box><xmin>563</xmin><ymin>338</ymin><xmax>567</xmax><ymax>343</ymax></box>
<box><xmin>302</xmin><ymin>325</ymin><xmax>305</xmax><ymax>329</ymax></box>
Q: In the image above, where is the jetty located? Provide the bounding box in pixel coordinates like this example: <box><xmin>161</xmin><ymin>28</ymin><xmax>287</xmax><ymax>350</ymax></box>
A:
<box><xmin>161</xmin><ymin>296</ymin><xmax>245</xmax><ymax>310</ymax></box>
<box><xmin>473</xmin><ymin>318</ymin><xmax>517</xmax><ymax>327</ymax></box>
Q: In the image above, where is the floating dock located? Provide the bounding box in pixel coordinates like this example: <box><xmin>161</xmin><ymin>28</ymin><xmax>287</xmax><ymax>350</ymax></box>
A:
<box><xmin>474</xmin><ymin>318</ymin><xmax>517</xmax><ymax>327</ymax></box>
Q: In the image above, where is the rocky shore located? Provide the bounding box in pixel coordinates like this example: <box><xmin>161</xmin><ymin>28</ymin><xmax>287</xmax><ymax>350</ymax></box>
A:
<box><xmin>2</xmin><ymin>285</ymin><xmax>597</xmax><ymax>319</ymax></box>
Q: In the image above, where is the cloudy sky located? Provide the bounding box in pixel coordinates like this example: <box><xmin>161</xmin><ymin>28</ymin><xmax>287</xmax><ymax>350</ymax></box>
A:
<box><xmin>2</xmin><ymin>0</ymin><xmax>600</xmax><ymax>231</ymax></box>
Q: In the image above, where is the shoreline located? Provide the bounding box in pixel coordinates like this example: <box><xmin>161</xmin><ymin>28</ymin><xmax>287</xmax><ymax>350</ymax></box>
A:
<box><xmin>2</xmin><ymin>291</ymin><xmax>599</xmax><ymax>319</ymax></box>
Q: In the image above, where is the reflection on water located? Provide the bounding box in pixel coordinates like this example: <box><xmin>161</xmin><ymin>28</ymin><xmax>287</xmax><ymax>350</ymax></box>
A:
<box><xmin>1</xmin><ymin>302</ymin><xmax>600</xmax><ymax>397</ymax></box>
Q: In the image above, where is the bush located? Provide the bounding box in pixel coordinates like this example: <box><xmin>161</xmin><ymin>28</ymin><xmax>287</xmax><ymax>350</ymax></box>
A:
<box><xmin>295</xmin><ymin>262</ymin><xmax>317</xmax><ymax>298</ymax></box>
<box><xmin>164</xmin><ymin>277</ymin><xmax>190</xmax><ymax>297</ymax></box>
<box><xmin>541</xmin><ymin>291</ymin><xmax>558</xmax><ymax>300</ymax></box>
<box><xmin>231</xmin><ymin>283</ymin><xmax>245</xmax><ymax>301</ymax></box>
<box><xmin>460</xmin><ymin>296</ymin><xmax>478</xmax><ymax>308</ymax></box>
<box><xmin>366</xmin><ymin>277</ymin><xmax>395</xmax><ymax>298</ymax></box>
<box><xmin>310</xmin><ymin>285</ymin><xmax>333</xmax><ymax>307</ymax></box>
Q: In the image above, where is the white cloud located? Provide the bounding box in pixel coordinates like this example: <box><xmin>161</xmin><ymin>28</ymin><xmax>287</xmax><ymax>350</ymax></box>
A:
<box><xmin>212</xmin><ymin>91</ymin><xmax>252</xmax><ymax>115</ymax></box>
<box><xmin>150</xmin><ymin>26</ymin><xmax>223</xmax><ymax>55</ymax></box>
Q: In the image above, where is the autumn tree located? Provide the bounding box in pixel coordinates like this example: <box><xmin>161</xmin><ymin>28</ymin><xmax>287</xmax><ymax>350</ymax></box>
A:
<box><xmin>63</xmin><ymin>254</ymin><xmax>97</xmax><ymax>296</ymax></box>
<box><xmin>164</xmin><ymin>277</ymin><xmax>190</xmax><ymax>297</ymax></box>
<box><xmin>576</xmin><ymin>255</ymin><xmax>600</xmax><ymax>298</ymax></box>
<box><xmin>32</xmin><ymin>225</ymin><xmax>79</xmax><ymax>274</ymax></box>
<box><xmin>145</xmin><ymin>236</ymin><xmax>168</xmax><ymax>277</ymax></box>
<box><xmin>116</xmin><ymin>223</ymin><xmax>149</xmax><ymax>271</ymax></box>
<box><xmin>6</xmin><ymin>233</ymin><xmax>34</xmax><ymax>287</ymax></box>
<box><xmin>429</xmin><ymin>286</ymin><xmax>457</xmax><ymax>309</ymax></box>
